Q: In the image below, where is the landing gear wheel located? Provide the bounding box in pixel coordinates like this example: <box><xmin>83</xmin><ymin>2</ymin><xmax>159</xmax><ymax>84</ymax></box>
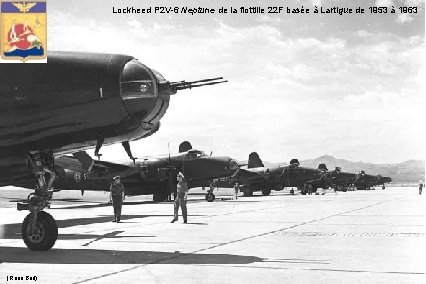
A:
<box><xmin>206</xmin><ymin>192</ymin><xmax>215</xmax><ymax>202</ymax></box>
<box><xmin>153</xmin><ymin>192</ymin><xmax>168</xmax><ymax>202</ymax></box>
<box><xmin>22</xmin><ymin>211</ymin><xmax>58</xmax><ymax>251</ymax></box>
<box><xmin>243</xmin><ymin>189</ymin><xmax>253</xmax><ymax>197</ymax></box>
<box><xmin>262</xmin><ymin>188</ymin><xmax>271</xmax><ymax>196</ymax></box>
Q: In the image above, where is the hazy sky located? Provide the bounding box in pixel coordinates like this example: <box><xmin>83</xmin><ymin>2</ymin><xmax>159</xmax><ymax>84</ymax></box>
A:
<box><xmin>48</xmin><ymin>0</ymin><xmax>424</xmax><ymax>164</ymax></box>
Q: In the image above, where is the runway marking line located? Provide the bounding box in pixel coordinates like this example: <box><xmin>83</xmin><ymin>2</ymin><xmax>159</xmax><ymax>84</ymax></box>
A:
<box><xmin>71</xmin><ymin>197</ymin><xmax>423</xmax><ymax>283</ymax></box>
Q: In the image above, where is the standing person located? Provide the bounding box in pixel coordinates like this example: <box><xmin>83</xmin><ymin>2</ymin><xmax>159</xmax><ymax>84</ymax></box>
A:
<box><xmin>307</xmin><ymin>184</ymin><xmax>312</xmax><ymax>195</ymax></box>
<box><xmin>419</xmin><ymin>180</ymin><xmax>424</xmax><ymax>195</ymax></box>
<box><xmin>233</xmin><ymin>183</ymin><xmax>240</xmax><ymax>200</ymax></box>
<box><xmin>171</xmin><ymin>172</ymin><xmax>189</xmax><ymax>223</ymax></box>
<box><xmin>110</xmin><ymin>176</ymin><xmax>125</xmax><ymax>222</ymax></box>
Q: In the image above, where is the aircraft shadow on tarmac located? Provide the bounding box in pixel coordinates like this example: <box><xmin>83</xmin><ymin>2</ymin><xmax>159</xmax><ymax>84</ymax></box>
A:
<box><xmin>51</xmin><ymin>198</ymin><xmax>236</xmax><ymax>209</ymax></box>
<box><xmin>5</xmin><ymin>197</ymin><xmax>96</xmax><ymax>204</ymax></box>
<box><xmin>0</xmin><ymin>247</ymin><xmax>265</xmax><ymax>265</ymax></box>
<box><xmin>186</xmin><ymin>198</ymin><xmax>263</xmax><ymax>204</ymax></box>
<box><xmin>52</xmin><ymin>202</ymin><xmax>115</xmax><ymax>210</ymax></box>
<box><xmin>0</xmin><ymin>214</ymin><xmax>207</xmax><ymax>239</ymax></box>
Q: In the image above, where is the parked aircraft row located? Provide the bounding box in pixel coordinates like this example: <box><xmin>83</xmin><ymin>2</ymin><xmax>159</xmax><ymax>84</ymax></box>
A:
<box><xmin>0</xmin><ymin>51</ymin><xmax>391</xmax><ymax>252</ymax></box>
<box><xmin>50</xmin><ymin>142</ymin><xmax>391</xmax><ymax>202</ymax></box>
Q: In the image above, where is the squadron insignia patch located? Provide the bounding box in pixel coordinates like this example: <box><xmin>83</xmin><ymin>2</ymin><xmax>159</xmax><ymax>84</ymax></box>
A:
<box><xmin>1</xmin><ymin>1</ymin><xmax>47</xmax><ymax>62</ymax></box>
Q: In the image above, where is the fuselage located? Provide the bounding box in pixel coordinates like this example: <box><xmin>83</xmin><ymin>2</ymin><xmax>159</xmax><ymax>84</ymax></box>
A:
<box><xmin>54</xmin><ymin>149</ymin><xmax>239</xmax><ymax>197</ymax></box>
<box><xmin>281</xmin><ymin>165</ymin><xmax>325</xmax><ymax>188</ymax></box>
<box><xmin>0</xmin><ymin>51</ymin><xmax>171</xmax><ymax>186</ymax></box>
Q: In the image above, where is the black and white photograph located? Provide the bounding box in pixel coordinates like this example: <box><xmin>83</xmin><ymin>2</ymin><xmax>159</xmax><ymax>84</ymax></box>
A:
<box><xmin>0</xmin><ymin>0</ymin><xmax>424</xmax><ymax>283</ymax></box>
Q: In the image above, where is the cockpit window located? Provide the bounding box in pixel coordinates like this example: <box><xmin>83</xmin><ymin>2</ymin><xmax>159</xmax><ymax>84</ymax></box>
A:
<box><xmin>151</xmin><ymin>69</ymin><xmax>167</xmax><ymax>83</ymax></box>
<box><xmin>120</xmin><ymin>59</ymin><xmax>157</xmax><ymax>99</ymax></box>
<box><xmin>187</xmin><ymin>150</ymin><xmax>206</xmax><ymax>158</ymax></box>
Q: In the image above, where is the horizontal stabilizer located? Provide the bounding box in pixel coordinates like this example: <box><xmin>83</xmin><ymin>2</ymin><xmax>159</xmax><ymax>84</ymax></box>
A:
<box><xmin>72</xmin><ymin>151</ymin><xmax>94</xmax><ymax>172</ymax></box>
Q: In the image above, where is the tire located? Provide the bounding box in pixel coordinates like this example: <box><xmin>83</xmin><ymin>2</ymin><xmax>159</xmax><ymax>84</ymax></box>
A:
<box><xmin>342</xmin><ymin>187</ymin><xmax>348</xmax><ymax>192</ymax></box>
<box><xmin>206</xmin><ymin>192</ymin><xmax>215</xmax><ymax>202</ymax></box>
<box><xmin>22</xmin><ymin>211</ymin><xmax>58</xmax><ymax>251</ymax></box>
<box><xmin>261</xmin><ymin>188</ymin><xmax>271</xmax><ymax>196</ymax></box>
<box><xmin>243</xmin><ymin>189</ymin><xmax>253</xmax><ymax>197</ymax></box>
<box><xmin>153</xmin><ymin>192</ymin><xmax>166</xmax><ymax>202</ymax></box>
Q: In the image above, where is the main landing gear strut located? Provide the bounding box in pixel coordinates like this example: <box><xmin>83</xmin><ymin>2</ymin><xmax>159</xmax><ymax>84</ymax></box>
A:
<box><xmin>17</xmin><ymin>152</ymin><xmax>58</xmax><ymax>250</ymax></box>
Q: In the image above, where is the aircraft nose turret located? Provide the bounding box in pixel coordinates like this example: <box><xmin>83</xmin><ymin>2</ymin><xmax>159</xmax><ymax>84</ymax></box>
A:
<box><xmin>204</xmin><ymin>156</ymin><xmax>239</xmax><ymax>178</ymax></box>
<box><xmin>120</xmin><ymin>60</ymin><xmax>170</xmax><ymax>125</ymax></box>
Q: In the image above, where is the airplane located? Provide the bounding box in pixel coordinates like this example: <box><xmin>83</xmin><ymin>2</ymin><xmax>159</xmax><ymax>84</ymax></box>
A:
<box><xmin>280</xmin><ymin>159</ymin><xmax>331</xmax><ymax>195</ymax></box>
<box><xmin>207</xmin><ymin>152</ymin><xmax>284</xmax><ymax>197</ymax></box>
<box><xmin>52</xmin><ymin>141</ymin><xmax>240</xmax><ymax>202</ymax></box>
<box><xmin>324</xmin><ymin>167</ymin><xmax>391</xmax><ymax>191</ymax></box>
<box><xmin>353</xmin><ymin>171</ymin><xmax>392</xmax><ymax>190</ymax></box>
<box><xmin>0</xmin><ymin>51</ymin><xmax>226</xmax><ymax>250</ymax></box>
<box><xmin>376</xmin><ymin>175</ymin><xmax>392</xmax><ymax>189</ymax></box>
<box><xmin>322</xmin><ymin>167</ymin><xmax>357</xmax><ymax>192</ymax></box>
<box><xmin>209</xmin><ymin>153</ymin><xmax>330</xmax><ymax>197</ymax></box>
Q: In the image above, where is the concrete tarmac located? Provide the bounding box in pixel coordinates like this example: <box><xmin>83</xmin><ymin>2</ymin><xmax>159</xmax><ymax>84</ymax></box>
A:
<box><xmin>0</xmin><ymin>187</ymin><xmax>424</xmax><ymax>284</ymax></box>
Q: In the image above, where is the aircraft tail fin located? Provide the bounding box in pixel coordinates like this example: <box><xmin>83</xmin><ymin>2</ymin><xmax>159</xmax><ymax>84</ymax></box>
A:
<box><xmin>179</xmin><ymin>141</ymin><xmax>192</xmax><ymax>153</ymax></box>
<box><xmin>72</xmin><ymin>151</ymin><xmax>94</xmax><ymax>172</ymax></box>
<box><xmin>318</xmin><ymin>163</ymin><xmax>328</xmax><ymax>171</ymax></box>
<box><xmin>248</xmin><ymin>152</ymin><xmax>264</xmax><ymax>168</ymax></box>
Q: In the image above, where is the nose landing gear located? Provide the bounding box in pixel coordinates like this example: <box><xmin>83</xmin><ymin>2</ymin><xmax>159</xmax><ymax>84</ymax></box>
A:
<box><xmin>205</xmin><ymin>182</ymin><xmax>215</xmax><ymax>202</ymax></box>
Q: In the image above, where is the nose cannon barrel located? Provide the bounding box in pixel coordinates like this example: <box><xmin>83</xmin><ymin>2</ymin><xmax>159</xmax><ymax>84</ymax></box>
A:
<box><xmin>158</xmin><ymin>77</ymin><xmax>228</xmax><ymax>96</ymax></box>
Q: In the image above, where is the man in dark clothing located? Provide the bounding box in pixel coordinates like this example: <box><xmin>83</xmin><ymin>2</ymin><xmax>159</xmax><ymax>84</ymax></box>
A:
<box><xmin>419</xmin><ymin>180</ymin><xmax>424</xmax><ymax>195</ymax></box>
<box><xmin>171</xmin><ymin>172</ymin><xmax>189</xmax><ymax>223</ymax></box>
<box><xmin>306</xmin><ymin>184</ymin><xmax>313</xmax><ymax>195</ymax></box>
<box><xmin>110</xmin><ymin>176</ymin><xmax>125</xmax><ymax>222</ymax></box>
<box><xmin>233</xmin><ymin>183</ymin><xmax>240</xmax><ymax>200</ymax></box>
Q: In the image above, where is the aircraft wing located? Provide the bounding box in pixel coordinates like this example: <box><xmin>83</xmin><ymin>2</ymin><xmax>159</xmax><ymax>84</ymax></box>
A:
<box><xmin>235</xmin><ymin>168</ymin><xmax>266</xmax><ymax>184</ymax></box>
<box><xmin>55</xmin><ymin>155</ymin><xmax>131</xmax><ymax>176</ymax></box>
<box><xmin>91</xmin><ymin>160</ymin><xmax>133</xmax><ymax>175</ymax></box>
<box><xmin>55</xmin><ymin>158</ymin><xmax>137</xmax><ymax>193</ymax></box>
